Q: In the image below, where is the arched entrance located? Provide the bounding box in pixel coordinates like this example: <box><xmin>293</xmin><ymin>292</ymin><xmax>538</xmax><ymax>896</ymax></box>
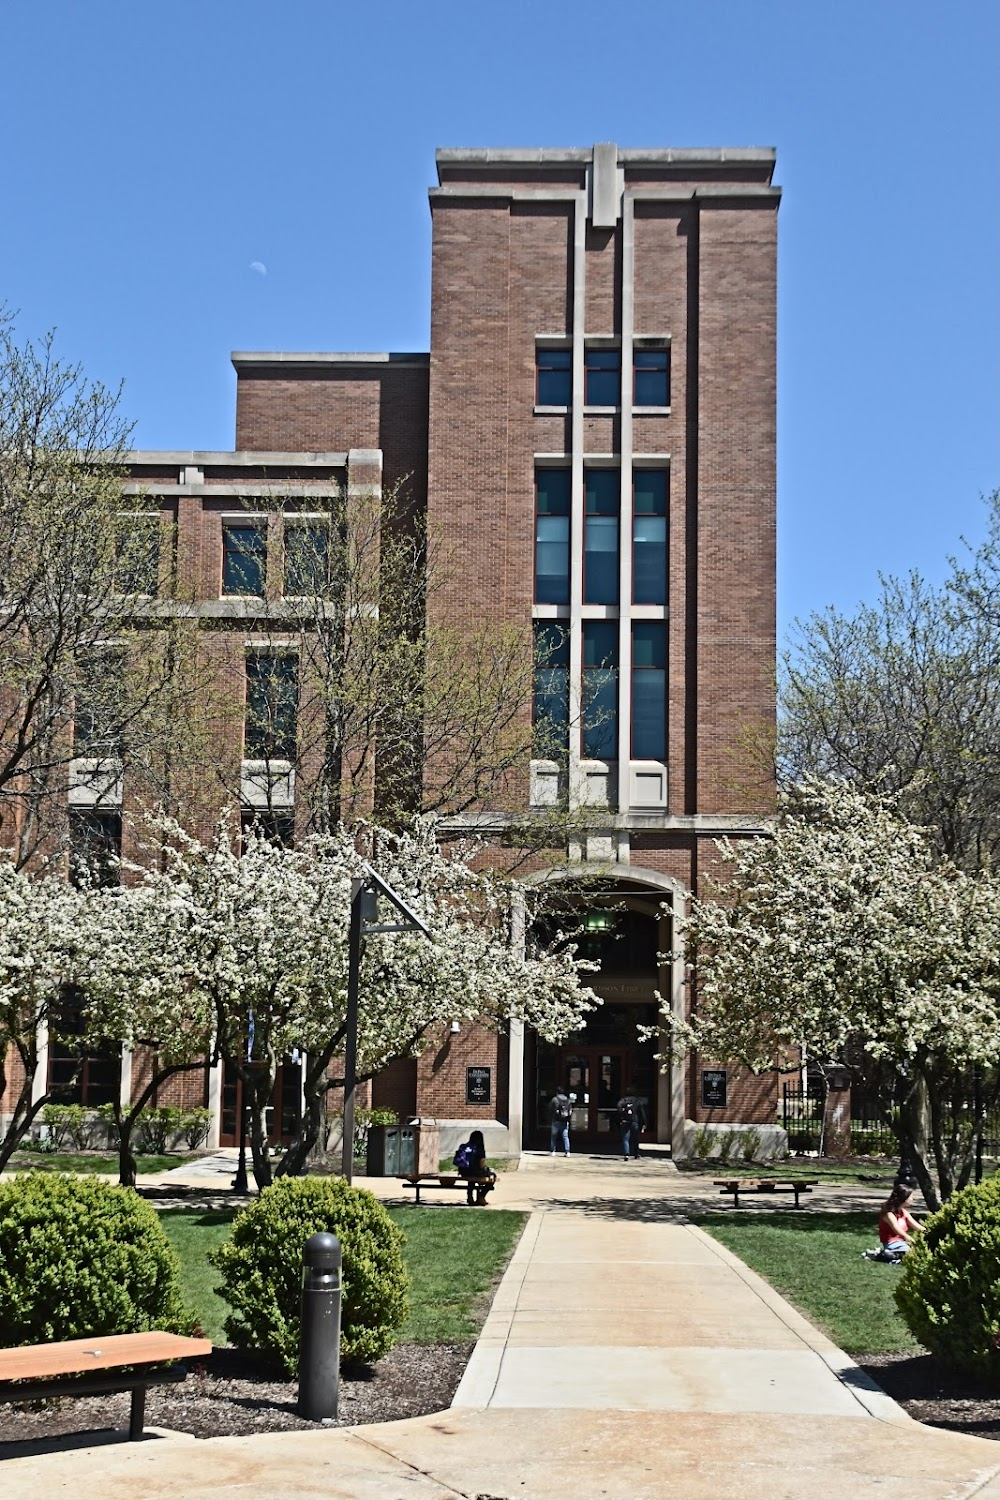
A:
<box><xmin>523</xmin><ymin>868</ymin><xmax>687</xmax><ymax>1152</ymax></box>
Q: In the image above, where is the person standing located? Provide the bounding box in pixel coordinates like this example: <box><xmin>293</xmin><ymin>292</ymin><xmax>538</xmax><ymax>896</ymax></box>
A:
<box><xmin>616</xmin><ymin>1094</ymin><xmax>645</xmax><ymax>1160</ymax></box>
<box><xmin>550</xmin><ymin>1089</ymin><xmax>572</xmax><ymax>1156</ymax></box>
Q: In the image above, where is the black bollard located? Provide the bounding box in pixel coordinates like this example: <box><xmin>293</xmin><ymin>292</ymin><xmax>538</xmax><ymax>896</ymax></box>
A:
<box><xmin>298</xmin><ymin>1231</ymin><xmax>342</xmax><ymax>1421</ymax></box>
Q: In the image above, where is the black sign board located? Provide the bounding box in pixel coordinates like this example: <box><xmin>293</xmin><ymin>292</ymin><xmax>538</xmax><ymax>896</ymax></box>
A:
<box><xmin>701</xmin><ymin>1069</ymin><xmax>728</xmax><ymax>1108</ymax></box>
<box><xmin>466</xmin><ymin>1066</ymin><xmax>492</xmax><ymax>1106</ymax></box>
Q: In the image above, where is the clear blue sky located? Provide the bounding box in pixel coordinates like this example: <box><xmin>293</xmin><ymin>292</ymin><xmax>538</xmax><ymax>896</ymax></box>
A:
<box><xmin>0</xmin><ymin>2</ymin><xmax>996</xmax><ymax>637</ymax></box>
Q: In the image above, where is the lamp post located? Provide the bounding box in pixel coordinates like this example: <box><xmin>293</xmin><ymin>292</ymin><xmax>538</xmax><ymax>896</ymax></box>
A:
<box><xmin>341</xmin><ymin>865</ymin><xmax>432</xmax><ymax>1184</ymax></box>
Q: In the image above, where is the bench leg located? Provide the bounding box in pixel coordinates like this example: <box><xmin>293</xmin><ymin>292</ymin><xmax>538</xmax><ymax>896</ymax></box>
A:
<box><xmin>129</xmin><ymin>1385</ymin><xmax>147</xmax><ymax>1440</ymax></box>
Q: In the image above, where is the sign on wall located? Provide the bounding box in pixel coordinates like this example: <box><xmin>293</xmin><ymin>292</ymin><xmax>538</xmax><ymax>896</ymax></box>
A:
<box><xmin>701</xmin><ymin>1069</ymin><xmax>728</xmax><ymax>1109</ymax></box>
<box><xmin>466</xmin><ymin>1066</ymin><xmax>492</xmax><ymax>1106</ymax></box>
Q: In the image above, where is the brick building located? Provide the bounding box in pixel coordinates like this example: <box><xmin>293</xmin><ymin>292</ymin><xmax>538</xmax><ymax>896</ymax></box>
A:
<box><xmin>19</xmin><ymin>145</ymin><xmax>780</xmax><ymax>1157</ymax></box>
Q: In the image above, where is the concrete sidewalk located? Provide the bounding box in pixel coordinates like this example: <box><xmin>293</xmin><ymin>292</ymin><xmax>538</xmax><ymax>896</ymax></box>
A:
<box><xmin>7</xmin><ymin>1158</ymin><xmax>1000</xmax><ymax>1499</ymax></box>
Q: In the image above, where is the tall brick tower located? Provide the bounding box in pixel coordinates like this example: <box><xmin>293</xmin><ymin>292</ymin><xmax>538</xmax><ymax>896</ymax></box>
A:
<box><xmin>425</xmin><ymin>146</ymin><xmax>779</xmax><ymax>1151</ymax></box>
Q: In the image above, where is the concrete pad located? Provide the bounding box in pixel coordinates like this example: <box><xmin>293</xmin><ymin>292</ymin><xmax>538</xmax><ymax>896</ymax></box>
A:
<box><xmin>501</xmin><ymin>1309</ymin><xmax>807</xmax><ymax>1348</ymax></box>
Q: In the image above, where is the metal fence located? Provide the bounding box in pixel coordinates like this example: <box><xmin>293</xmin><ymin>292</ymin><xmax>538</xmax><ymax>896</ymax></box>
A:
<box><xmin>780</xmin><ymin>1083</ymin><xmax>1000</xmax><ymax>1159</ymax></box>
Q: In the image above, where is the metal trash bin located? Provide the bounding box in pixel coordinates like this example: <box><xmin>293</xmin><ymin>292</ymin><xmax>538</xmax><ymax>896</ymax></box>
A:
<box><xmin>366</xmin><ymin>1120</ymin><xmax>439</xmax><ymax>1177</ymax></box>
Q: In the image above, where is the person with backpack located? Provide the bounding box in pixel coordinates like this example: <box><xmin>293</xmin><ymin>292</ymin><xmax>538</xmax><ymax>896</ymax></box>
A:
<box><xmin>616</xmin><ymin>1094</ymin><xmax>645</xmax><ymax>1160</ymax></box>
<box><xmin>453</xmin><ymin>1129</ymin><xmax>495</xmax><ymax>1204</ymax></box>
<box><xmin>550</xmin><ymin>1089</ymin><xmax>572</xmax><ymax>1156</ymax></box>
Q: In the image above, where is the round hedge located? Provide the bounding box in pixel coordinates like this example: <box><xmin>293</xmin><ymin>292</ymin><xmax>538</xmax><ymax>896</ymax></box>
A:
<box><xmin>895</xmin><ymin>1175</ymin><xmax>1000</xmax><ymax>1378</ymax></box>
<box><xmin>211</xmin><ymin>1176</ymin><xmax>409</xmax><ymax>1373</ymax></box>
<box><xmin>0</xmin><ymin>1171</ymin><xmax>191</xmax><ymax>1345</ymax></box>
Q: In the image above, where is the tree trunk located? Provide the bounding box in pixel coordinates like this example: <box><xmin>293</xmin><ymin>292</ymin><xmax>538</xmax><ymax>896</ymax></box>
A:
<box><xmin>246</xmin><ymin>1057</ymin><xmax>277</xmax><ymax>1190</ymax></box>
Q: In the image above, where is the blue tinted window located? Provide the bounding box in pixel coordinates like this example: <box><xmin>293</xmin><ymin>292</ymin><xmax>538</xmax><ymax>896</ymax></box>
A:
<box><xmin>537</xmin><ymin>347</ymin><xmax>571</xmax><ymax>406</ymax></box>
<box><xmin>584</xmin><ymin>470</ymin><xmax>619</xmax><ymax>605</ymax></box>
<box><xmin>632</xmin><ymin>623</ymin><xmax>666</xmax><ymax>759</ymax></box>
<box><xmin>533</xmin><ymin>623</ymin><xmax>569</xmax><ymax>757</ymax></box>
<box><xmin>223</xmin><ymin>525</ymin><xmax>266</xmax><ymax>596</ymax></box>
<box><xmin>633</xmin><ymin>470</ymin><xmax>668</xmax><ymax>605</ymax></box>
<box><xmin>634</xmin><ymin>348</ymin><xmax>670</xmax><ymax>407</ymax></box>
<box><xmin>535</xmin><ymin>470</ymin><xmax>571</xmax><ymax>604</ymax></box>
<box><xmin>583</xmin><ymin>622</ymin><xmax>619</xmax><ymax>759</ymax></box>
<box><xmin>585</xmin><ymin>347</ymin><xmax>621</xmax><ymax>407</ymax></box>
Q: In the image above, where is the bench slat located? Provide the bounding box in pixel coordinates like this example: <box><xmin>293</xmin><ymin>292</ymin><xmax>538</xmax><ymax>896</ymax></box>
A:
<box><xmin>0</xmin><ymin>1331</ymin><xmax>211</xmax><ymax>1383</ymax></box>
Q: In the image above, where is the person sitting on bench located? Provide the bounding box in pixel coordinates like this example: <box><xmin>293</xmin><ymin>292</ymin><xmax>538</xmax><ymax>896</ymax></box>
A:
<box><xmin>453</xmin><ymin>1129</ymin><xmax>495</xmax><ymax>1205</ymax></box>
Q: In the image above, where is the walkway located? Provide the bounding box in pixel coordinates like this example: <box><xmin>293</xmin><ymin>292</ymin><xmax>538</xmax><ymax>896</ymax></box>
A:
<box><xmin>7</xmin><ymin>1156</ymin><xmax>1000</xmax><ymax>1498</ymax></box>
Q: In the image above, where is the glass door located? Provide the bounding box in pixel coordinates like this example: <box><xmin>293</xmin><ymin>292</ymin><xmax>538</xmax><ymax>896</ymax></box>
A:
<box><xmin>549</xmin><ymin>1047</ymin><xmax>628</xmax><ymax>1144</ymax></box>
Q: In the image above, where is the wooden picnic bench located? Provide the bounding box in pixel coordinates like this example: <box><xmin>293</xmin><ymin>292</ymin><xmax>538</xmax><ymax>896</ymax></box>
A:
<box><xmin>714</xmin><ymin>1177</ymin><xmax>818</xmax><ymax>1209</ymax></box>
<box><xmin>0</xmin><ymin>1330</ymin><xmax>212</xmax><ymax>1440</ymax></box>
<box><xmin>401</xmin><ymin>1173</ymin><xmax>496</xmax><ymax>1205</ymax></box>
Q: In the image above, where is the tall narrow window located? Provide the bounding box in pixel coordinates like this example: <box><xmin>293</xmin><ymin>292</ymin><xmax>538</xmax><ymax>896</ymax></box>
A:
<box><xmin>284</xmin><ymin>523</ymin><xmax>329</xmax><ymax>597</ymax></box>
<box><xmin>535</xmin><ymin>469</ymin><xmax>571</xmax><ymax>604</ymax></box>
<box><xmin>116</xmin><ymin>515</ymin><xmax>160</xmax><ymax>596</ymax></box>
<box><xmin>532</xmin><ymin>622</ymin><xmax>570</xmax><ymax>759</ymax></box>
<box><xmin>68</xmin><ymin>809</ymin><xmax>122</xmax><ymax>889</ymax></box>
<box><xmin>584</xmin><ymin>347</ymin><xmax>621</xmax><ymax>406</ymax></box>
<box><xmin>536</xmin><ymin>347</ymin><xmax>571</xmax><ymax>406</ymax></box>
<box><xmin>223</xmin><ymin>524</ymin><xmax>266</xmax><ymax>596</ymax></box>
<box><xmin>633</xmin><ymin>470</ymin><xmax>668</xmax><ymax>605</ymax></box>
<box><xmin>633</xmin><ymin>347</ymin><xmax>670</xmax><ymax>407</ymax></box>
<box><xmin>245</xmin><ymin>654</ymin><xmax>298</xmax><ymax>760</ymax></box>
<box><xmin>583</xmin><ymin>621</ymin><xmax>619</xmax><ymax>760</ymax></box>
<box><xmin>74</xmin><ymin>652</ymin><xmax>125</xmax><ymax>759</ymax></box>
<box><xmin>584</xmin><ymin>469</ymin><xmax>619</xmax><ymax>604</ymax></box>
<box><xmin>632</xmin><ymin>623</ymin><xmax>666</xmax><ymax>760</ymax></box>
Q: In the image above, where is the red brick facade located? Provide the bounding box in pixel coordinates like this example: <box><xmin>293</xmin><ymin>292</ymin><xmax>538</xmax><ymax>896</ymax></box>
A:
<box><xmin>3</xmin><ymin>146</ymin><xmax>779</xmax><ymax>1158</ymax></box>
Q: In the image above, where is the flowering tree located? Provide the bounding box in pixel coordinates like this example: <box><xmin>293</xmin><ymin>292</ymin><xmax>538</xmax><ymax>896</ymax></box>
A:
<box><xmin>673</xmin><ymin>778</ymin><xmax>1000</xmax><ymax>1208</ymax></box>
<box><xmin>80</xmin><ymin>881</ymin><xmax>215</xmax><ymax>1186</ymax></box>
<box><xmin>0</xmin><ymin>863</ymin><xmax>89</xmax><ymax>1169</ymax></box>
<box><xmin>123</xmin><ymin>818</ymin><xmax>598</xmax><ymax>1188</ymax></box>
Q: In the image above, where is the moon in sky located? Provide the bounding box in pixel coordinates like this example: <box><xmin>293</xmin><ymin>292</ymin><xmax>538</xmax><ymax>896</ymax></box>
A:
<box><xmin>249</xmin><ymin>261</ymin><xmax>268</xmax><ymax>277</ymax></box>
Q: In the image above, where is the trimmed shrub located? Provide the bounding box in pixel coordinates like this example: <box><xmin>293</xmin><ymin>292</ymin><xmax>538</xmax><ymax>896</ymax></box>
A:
<box><xmin>895</xmin><ymin>1176</ymin><xmax>1000</xmax><ymax>1379</ymax></box>
<box><xmin>0</xmin><ymin>1173</ymin><xmax>192</xmax><ymax>1345</ymax></box>
<box><xmin>41</xmin><ymin>1103</ymin><xmax>96</xmax><ymax>1151</ymax></box>
<box><xmin>211</xmin><ymin>1176</ymin><xmax>409</xmax><ymax>1373</ymax></box>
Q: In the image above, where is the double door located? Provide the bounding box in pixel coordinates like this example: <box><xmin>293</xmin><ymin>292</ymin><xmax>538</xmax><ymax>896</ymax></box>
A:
<box><xmin>558</xmin><ymin>1047</ymin><xmax>629</xmax><ymax>1143</ymax></box>
<box><xmin>220</xmin><ymin>1058</ymin><xmax>302</xmax><ymax>1147</ymax></box>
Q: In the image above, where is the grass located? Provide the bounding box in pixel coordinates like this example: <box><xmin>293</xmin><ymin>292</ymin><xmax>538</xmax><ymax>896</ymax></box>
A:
<box><xmin>158</xmin><ymin>1204</ymin><xmax>527</xmax><ymax>1348</ymax></box>
<box><xmin>10</xmin><ymin>1151</ymin><xmax>190</xmax><ymax>1175</ymax></box>
<box><xmin>693</xmin><ymin>1210</ymin><xmax>921</xmax><ymax>1355</ymax></box>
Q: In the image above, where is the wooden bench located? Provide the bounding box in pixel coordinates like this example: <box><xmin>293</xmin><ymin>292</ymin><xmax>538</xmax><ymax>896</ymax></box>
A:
<box><xmin>401</xmin><ymin>1174</ymin><xmax>496</xmax><ymax>1205</ymax></box>
<box><xmin>0</xmin><ymin>1330</ymin><xmax>212</xmax><ymax>1440</ymax></box>
<box><xmin>714</xmin><ymin>1177</ymin><xmax>818</xmax><ymax>1209</ymax></box>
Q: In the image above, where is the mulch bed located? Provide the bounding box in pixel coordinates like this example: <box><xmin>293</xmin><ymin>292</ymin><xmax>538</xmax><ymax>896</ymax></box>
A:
<box><xmin>0</xmin><ymin>1342</ymin><xmax>473</xmax><ymax>1449</ymax></box>
<box><xmin>857</xmin><ymin>1352</ymin><xmax>1000</xmax><ymax>1439</ymax></box>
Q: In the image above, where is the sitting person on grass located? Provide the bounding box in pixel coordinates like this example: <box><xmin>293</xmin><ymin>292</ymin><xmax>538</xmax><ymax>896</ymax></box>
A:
<box><xmin>878</xmin><ymin>1183</ymin><xmax>922</xmax><ymax>1256</ymax></box>
<box><xmin>453</xmin><ymin>1129</ymin><xmax>495</xmax><ymax>1205</ymax></box>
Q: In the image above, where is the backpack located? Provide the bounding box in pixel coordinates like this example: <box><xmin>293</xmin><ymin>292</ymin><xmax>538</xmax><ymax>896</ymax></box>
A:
<box><xmin>620</xmin><ymin>1099</ymin><xmax>636</xmax><ymax>1123</ymax></box>
<box><xmin>554</xmin><ymin>1097</ymin><xmax>571</xmax><ymax>1123</ymax></box>
<box><xmin>454</xmin><ymin>1142</ymin><xmax>477</xmax><ymax>1171</ymax></box>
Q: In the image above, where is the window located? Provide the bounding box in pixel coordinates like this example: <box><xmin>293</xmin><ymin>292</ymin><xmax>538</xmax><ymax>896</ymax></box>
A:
<box><xmin>536</xmin><ymin>347</ymin><xmax>571</xmax><ymax>406</ymax></box>
<box><xmin>534</xmin><ymin>469</ymin><xmax>571</xmax><ymax>604</ymax></box>
<box><xmin>584</xmin><ymin>470</ymin><xmax>619</xmax><ymax>604</ymax></box>
<box><xmin>245</xmin><ymin>654</ymin><xmax>298</xmax><ymax>761</ymax></box>
<box><xmin>632</xmin><ymin>623</ymin><xmax>666</xmax><ymax>759</ymax></box>
<box><xmin>223</xmin><ymin>524</ymin><xmax>266</xmax><ymax>596</ymax></box>
<box><xmin>73</xmin><ymin>653</ymin><xmax>125</xmax><ymax>759</ymax></box>
<box><xmin>68</xmin><ymin>809</ymin><xmax>122</xmax><ymax>889</ymax></box>
<box><xmin>633</xmin><ymin>470</ymin><xmax>668</xmax><ymax>605</ymax></box>
<box><xmin>633</xmin><ymin>347</ymin><xmax>670</xmax><ymax>407</ymax></box>
<box><xmin>284</xmin><ymin>523</ymin><xmax>329</xmax><ymax>597</ymax></box>
<box><xmin>532</xmin><ymin>622</ymin><xmax>569</xmax><ymax>758</ymax></box>
<box><xmin>47</xmin><ymin>989</ymin><xmax>120</xmax><ymax>1107</ymax></box>
<box><xmin>116</xmin><ymin>516</ymin><xmax>160</xmax><ymax>596</ymax></box>
<box><xmin>582</xmin><ymin>621</ymin><xmax>618</xmax><ymax>759</ymax></box>
<box><xmin>584</xmin><ymin>347</ymin><xmax>621</xmax><ymax>407</ymax></box>
<box><xmin>240</xmin><ymin>808</ymin><xmax>296</xmax><ymax>848</ymax></box>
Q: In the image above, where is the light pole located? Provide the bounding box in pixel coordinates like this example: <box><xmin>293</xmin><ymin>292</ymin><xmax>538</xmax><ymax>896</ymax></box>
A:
<box><xmin>341</xmin><ymin>865</ymin><xmax>432</xmax><ymax>1183</ymax></box>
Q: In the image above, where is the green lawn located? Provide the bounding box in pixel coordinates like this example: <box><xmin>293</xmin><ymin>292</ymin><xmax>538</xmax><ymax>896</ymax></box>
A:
<box><xmin>10</xmin><ymin>1151</ymin><xmax>190</xmax><ymax>1176</ymax></box>
<box><xmin>693</xmin><ymin>1210</ymin><xmax>921</xmax><ymax>1355</ymax></box>
<box><xmin>159</xmin><ymin>1205</ymin><xmax>526</xmax><ymax>1348</ymax></box>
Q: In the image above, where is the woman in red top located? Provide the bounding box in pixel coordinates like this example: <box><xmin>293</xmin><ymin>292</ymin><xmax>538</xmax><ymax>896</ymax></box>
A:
<box><xmin>879</xmin><ymin>1183</ymin><xmax>921</xmax><ymax>1255</ymax></box>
